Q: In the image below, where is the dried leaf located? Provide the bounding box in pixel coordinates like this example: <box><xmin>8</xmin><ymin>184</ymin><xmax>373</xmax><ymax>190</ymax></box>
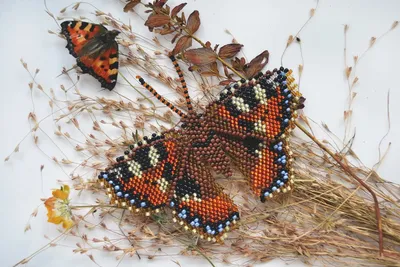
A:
<box><xmin>345</xmin><ymin>66</ymin><xmax>352</xmax><ymax>79</ymax></box>
<box><xmin>201</xmin><ymin>62</ymin><xmax>220</xmax><ymax>77</ymax></box>
<box><xmin>171</xmin><ymin>3</ymin><xmax>187</xmax><ymax>18</ymax></box>
<box><xmin>218</xmin><ymin>43</ymin><xmax>243</xmax><ymax>59</ymax></box>
<box><xmin>245</xmin><ymin>50</ymin><xmax>269</xmax><ymax>78</ymax></box>
<box><xmin>172</xmin><ymin>35</ymin><xmax>192</xmax><ymax>55</ymax></box>
<box><xmin>145</xmin><ymin>14</ymin><xmax>170</xmax><ymax>28</ymax></box>
<box><xmin>219</xmin><ymin>79</ymin><xmax>235</xmax><ymax>86</ymax></box>
<box><xmin>286</xmin><ymin>35</ymin><xmax>294</xmax><ymax>47</ymax></box>
<box><xmin>124</xmin><ymin>0</ymin><xmax>141</xmax><ymax>12</ymax></box>
<box><xmin>370</xmin><ymin>37</ymin><xmax>376</xmax><ymax>47</ymax></box>
<box><xmin>392</xmin><ymin>21</ymin><xmax>399</xmax><ymax>30</ymax></box>
<box><xmin>186</xmin><ymin>10</ymin><xmax>200</xmax><ymax>34</ymax></box>
<box><xmin>154</xmin><ymin>0</ymin><xmax>167</xmax><ymax>8</ymax></box>
<box><xmin>184</xmin><ymin>48</ymin><xmax>217</xmax><ymax>65</ymax></box>
<box><xmin>310</xmin><ymin>8</ymin><xmax>315</xmax><ymax>17</ymax></box>
<box><xmin>158</xmin><ymin>27</ymin><xmax>174</xmax><ymax>35</ymax></box>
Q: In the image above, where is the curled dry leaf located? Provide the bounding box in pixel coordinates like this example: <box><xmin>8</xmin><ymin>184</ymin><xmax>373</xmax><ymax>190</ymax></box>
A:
<box><xmin>145</xmin><ymin>14</ymin><xmax>170</xmax><ymax>28</ymax></box>
<box><xmin>219</xmin><ymin>79</ymin><xmax>235</xmax><ymax>86</ymax></box>
<box><xmin>186</xmin><ymin>10</ymin><xmax>200</xmax><ymax>34</ymax></box>
<box><xmin>124</xmin><ymin>0</ymin><xmax>141</xmax><ymax>12</ymax></box>
<box><xmin>184</xmin><ymin>47</ymin><xmax>217</xmax><ymax>65</ymax></box>
<box><xmin>200</xmin><ymin>62</ymin><xmax>220</xmax><ymax>77</ymax></box>
<box><xmin>171</xmin><ymin>3</ymin><xmax>187</xmax><ymax>18</ymax></box>
<box><xmin>245</xmin><ymin>50</ymin><xmax>269</xmax><ymax>78</ymax></box>
<box><xmin>231</xmin><ymin>57</ymin><xmax>246</xmax><ymax>73</ymax></box>
<box><xmin>154</xmin><ymin>0</ymin><xmax>167</xmax><ymax>8</ymax></box>
<box><xmin>172</xmin><ymin>35</ymin><xmax>192</xmax><ymax>55</ymax></box>
<box><xmin>218</xmin><ymin>43</ymin><xmax>243</xmax><ymax>59</ymax></box>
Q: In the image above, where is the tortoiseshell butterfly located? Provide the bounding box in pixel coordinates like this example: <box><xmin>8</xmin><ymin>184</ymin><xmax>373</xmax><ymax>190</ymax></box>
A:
<box><xmin>60</xmin><ymin>21</ymin><xmax>120</xmax><ymax>90</ymax></box>
<box><xmin>98</xmin><ymin>56</ymin><xmax>304</xmax><ymax>242</ymax></box>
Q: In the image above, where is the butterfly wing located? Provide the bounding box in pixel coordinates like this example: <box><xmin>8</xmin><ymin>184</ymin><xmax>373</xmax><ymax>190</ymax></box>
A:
<box><xmin>203</xmin><ymin>68</ymin><xmax>302</xmax><ymax>201</ymax></box>
<box><xmin>61</xmin><ymin>21</ymin><xmax>106</xmax><ymax>57</ymax></box>
<box><xmin>61</xmin><ymin>21</ymin><xmax>119</xmax><ymax>90</ymax></box>
<box><xmin>99</xmin><ymin>134</ymin><xmax>180</xmax><ymax>214</ymax></box>
<box><xmin>206</xmin><ymin>68</ymin><xmax>303</xmax><ymax>141</ymax></box>
<box><xmin>169</xmin><ymin>151</ymin><xmax>239</xmax><ymax>242</ymax></box>
<box><xmin>220</xmin><ymin>134</ymin><xmax>293</xmax><ymax>201</ymax></box>
<box><xmin>77</xmin><ymin>44</ymin><xmax>119</xmax><ymax>90</ymax></box>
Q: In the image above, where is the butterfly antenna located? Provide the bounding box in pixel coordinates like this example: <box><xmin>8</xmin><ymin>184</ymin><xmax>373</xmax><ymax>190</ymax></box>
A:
<box><xmin>136</xmin><ymin>76</ymin><xmax>186</xmax><ymax>118</ymax></box>
<box><xmin>169</xmin><ymin>55</ymin><xmax>194</xmax><ymax>114</ymax></box>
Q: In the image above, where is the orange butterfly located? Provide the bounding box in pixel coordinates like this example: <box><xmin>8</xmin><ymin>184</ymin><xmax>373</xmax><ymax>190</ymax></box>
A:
<box><xmin>61</xmin><ymin>21</ymin><xmax>120</xmax><ymax>90</ymax></box>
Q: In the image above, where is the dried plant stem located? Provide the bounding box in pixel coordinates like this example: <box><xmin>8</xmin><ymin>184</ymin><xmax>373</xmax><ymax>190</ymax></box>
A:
<box><xmin>295</xmin><ymin>121</ymin><xmax>383</xmax><ymax>256</ymax></box>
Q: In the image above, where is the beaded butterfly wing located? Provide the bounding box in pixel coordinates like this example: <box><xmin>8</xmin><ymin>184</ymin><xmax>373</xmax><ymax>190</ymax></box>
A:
<box><xmin>98</xmin><ymin>56</ymin><xmax>303</xmax><ymax>241</ymax></box>
<box><xmin>60</xmin><ymin>21</ymin><xmax>120</xmax><ymax>90</ymax></box>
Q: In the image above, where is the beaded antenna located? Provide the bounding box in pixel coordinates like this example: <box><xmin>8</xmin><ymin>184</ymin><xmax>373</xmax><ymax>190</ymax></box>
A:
<box><xmin>98</xmin><ymin>55</ymin><xmax>304</xmax><ymax>242</ymax></box>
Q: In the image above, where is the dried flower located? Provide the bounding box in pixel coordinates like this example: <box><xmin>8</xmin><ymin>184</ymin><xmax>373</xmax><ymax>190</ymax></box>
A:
<box><xmin>44</xmin><ymin>185</ymin><xmax>74</xmax><ymax>229</ymax></box>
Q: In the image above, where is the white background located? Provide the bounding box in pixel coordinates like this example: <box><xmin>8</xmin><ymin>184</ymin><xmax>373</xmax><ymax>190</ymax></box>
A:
<box><xmin>1</xmin><ymin>0</ymin><xmax>399</xmax><ymax>266</ymax></box>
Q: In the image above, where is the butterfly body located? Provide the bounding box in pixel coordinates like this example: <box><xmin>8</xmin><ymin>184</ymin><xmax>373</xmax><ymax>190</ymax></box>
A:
<box><xmin>98</xmin><ymin>57</ymin><xmax>304</xmax><ymax>241</ymax></box>
<box><xmin>60</xmin><ymin>21</ymin><xmax>120</xmax><ymax>90</ymax></box>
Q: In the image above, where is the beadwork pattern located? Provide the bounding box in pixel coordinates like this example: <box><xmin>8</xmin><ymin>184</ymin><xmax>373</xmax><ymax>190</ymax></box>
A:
<box><xmin>98</xmin><ymin>56</ymin><xmax>304</xmax><ymax>242</ymax></box>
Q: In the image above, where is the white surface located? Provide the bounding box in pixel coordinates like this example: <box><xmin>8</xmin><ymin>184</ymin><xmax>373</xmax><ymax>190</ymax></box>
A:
<box><xmin>1</xmin><ymin>0</ymin><xmax>399</xmax><ymax>266</ymax></box>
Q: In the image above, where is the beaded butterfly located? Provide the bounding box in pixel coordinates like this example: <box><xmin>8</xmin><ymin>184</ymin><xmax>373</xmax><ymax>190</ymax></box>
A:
<box><xmin>98</xmin><ymin>56</ymin><xmax>304</xmax><ymax>242</ymax></box>
<box><xmin>60</xmin><ymin>21</ymin><xmax>120</xmax><ymax>90</ymax></box>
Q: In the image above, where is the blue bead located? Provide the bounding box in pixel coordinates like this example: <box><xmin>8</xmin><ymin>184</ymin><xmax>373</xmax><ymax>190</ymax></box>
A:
<box><xmin>170</xmin><ymin>202</ymin><xmax>175</xmax><ymax>207</ymax></box>
<box><xmin>226</xmin><ymin>221</ymin><xmax>230</xmax><ymax>226</ymax></box>
<box><xmin>284</xmin><ymin>89</ymin><xmax>289</xmax><ymax>93</ymax></box>
<box><xmin>272</xmin><ymin>186</ymin><xmax>277</xmax><ymax>191</ymax></box>
<box><xmin>182</xmin><ymin>214</ymin><xmax>187</xmax><ymax>219</ymax></box>
<box><xmin>284</xmin><ymin>175</ymin><xmax>289</xmax><ymax>180</ymax></box>
<box><xmin>278</xmin><ymin>147</ymin><xmax>282</xmax><ymax>151</ymax></box>
<box><xmin>140</xmin><ymin>202</ymin><xmax>146</xmax><ymax>207</ymax></box>
<box><xmin>233</xmin><ymin>215</ymin><xmax>237</xmax><ymax>220</ymax></box>
<box><xmin>282</xmin><ymin>160</ymin><xmax>287</xmax><ymax>164</ymax></box>
<box><xmin>190</xmin><ymin>221</ymin><xmax>195</xmax><ymax>226</ymax></box>
<box><xmin>124</xmin><ymin>193</ymin><xmax>129</xmax><ymax>198</ymax></box>
<box><xmin>116</xmin><ymin>192</ymin><xmax>122</xmax><ymax>197</ymax></box>
<box><xmin>277</xmin><ymin>180</ymin><xmax>281</xmax><ymax>184</ymax></box>
<box><xmin>286</xmin><ymin>108</ymin><xmax>291</xmax><ymax>112</ymax></box>
<box><xmin>130</xmin><ymin>199</ymin><xmax>135</xmax><ymax>204</ymax></box>
<box><xmin>108</xmin><ymin>180</ymin><xmax>113</xmax><ymax>184</ymax></box>
<box><xmin>114</xmin><ymin>185</ymin><xmax>120</xmax><ymax>190</ymax></box>
<box><xmin>206</xmin><ymin>225</ymin><xmax>211</xmax><ymax>230</ymax></box>
<box><xmin>102</xmin><ymin>174</ymin><xmax>108</xmax><ymax>179</ymax></box>
<box><xmin>281</xmin><ymin>171</ymin><xmax>286</xmax><ymax>175</ymax></box>
<box><xmin>284</xmin><ymin>119</ymin><xmax>289</xmax><ymax>123</ymax></box>
<box><xmin>274</xmin><ymin>145</ymin><xmax>278</xmax><ymax>149</ymax></box>
<box><xmin>283</xmin><ymin>81</ymin><xmax>287</xmax><ymax>85</ymax></box>
<box><xmin>219</xmin><ymin>228</ymin><xmax>223</xmax><ymax>232</ymax></box>
<box><xmin>219</xmin><ymin>224</ymin><xmax>223</xmax><ymax>229</ymax></box>
<box><xmin>194</xmin><ymin>218</ymin><xmax>199</xmax><ymax>222</ymax></box>
<box><xmin>207</xmin><ymin>230</ymin><xmax>212</xmax><ymax>234</ymax></box>
<box><xmin>211</xmin><ymin>230</ymin><xmax>216</xmax><ymax>235</ymax></box>
<box><xmin>178</xmin><ymin>213</ymin><xmax>182</xmax><ymax>218</ymax></box>
<box><xmin>181</xmin><ymin>209</ymin><xmax>186</xmax><ymax>214</ymax></box>
<box><xmin>288</xmin><ymin>94</ymin><xmax>292</xmax><ymax>98</ymax></box>
<box><xmin>280</xmin><ymin>182</ymin><xmax>285</xmax><ymax>186</ymax></box>
<box><xmin>264</xmin><ymin>192</ymin><xmax>270</xmax><ymax>197</ymax></box>
<box><xmin>277</xmin><ymin>158</ymin><xmax>281</xmax><ymax>162</ymax></box>
<box><xmin>285</xmin><ymin>100</ymin><xmax>289</xmax><ymax>104</ymax></box>
<box><xmin>195</xmin><ymin>223</ymin><xmax>200</xmax><ymax>227</ymax></box>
